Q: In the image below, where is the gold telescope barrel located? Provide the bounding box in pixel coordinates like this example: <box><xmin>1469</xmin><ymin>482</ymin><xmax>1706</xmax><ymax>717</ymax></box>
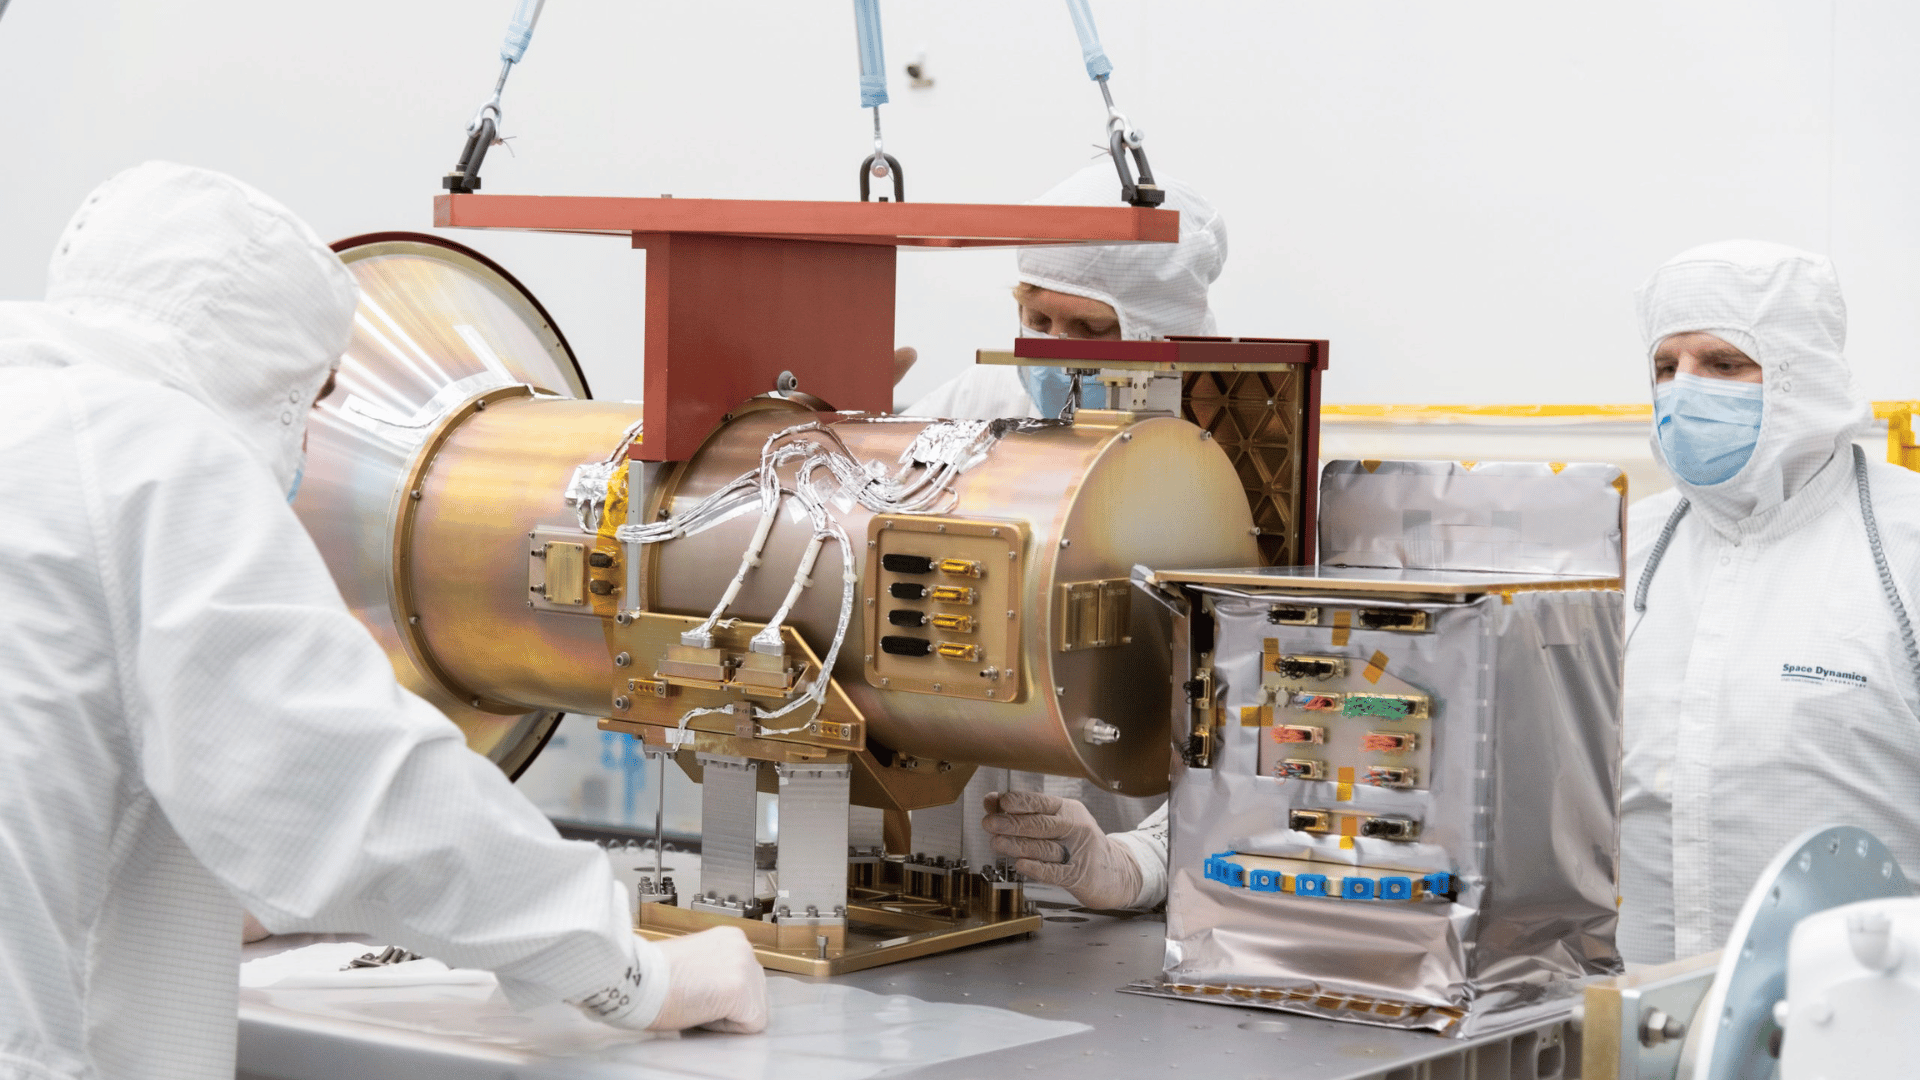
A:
<box><xmin>303</xmin><ymin>233</ymin><xmax>1258</xmax><ymax>797</ymax></box>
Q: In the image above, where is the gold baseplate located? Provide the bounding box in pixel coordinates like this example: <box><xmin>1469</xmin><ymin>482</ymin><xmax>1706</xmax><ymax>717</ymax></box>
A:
<box><xmin>634</xmin><ymin>855</ymin><xmax>1041</xmax><ymax>976</ymax></box>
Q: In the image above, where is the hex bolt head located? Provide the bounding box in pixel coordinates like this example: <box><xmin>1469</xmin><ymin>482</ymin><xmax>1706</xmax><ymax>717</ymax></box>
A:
<box><xmin>409</xmin><ymin>489</ymin><xmax>422</xmax><ymax>500</ymax></box>
<box><xmin>614</xmin><ymin>652</ymin><xmax>632</xmax><ymax>668</ymax></box>
<box><xmin>613</xmin><ymin>695</ymin><xmax>631</xmax><ymax>710</ymax></box>
<box><xmin>1059</xmin><ymin>538</ymin><xmax>1071</xmax><ymax>549</ymax></box>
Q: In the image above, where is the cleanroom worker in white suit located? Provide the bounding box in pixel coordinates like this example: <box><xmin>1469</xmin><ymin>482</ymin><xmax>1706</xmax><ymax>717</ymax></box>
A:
<box><xmin>0</xmin><ymin>163</ymin><xmax>765</xmax><ymax>1080</ymax></box>
<box><xmin>907</xmin><ymin>160</ymin><xmax>1221</xmax><ymax>904</ymax></box>
<box><xmin>1617</xmin><ymin>240</ymin><xmax>1920</xmax><ymax>963</ymax></box>
<box><xmin>989</xmin><ymin>239</ymin><xmax>1920</xmax><ymax>931</ymax></box>
<box><xmin>905</xmin><ymin>158</ymin><xmax>1227</xmax><ymax>421</ymax></box>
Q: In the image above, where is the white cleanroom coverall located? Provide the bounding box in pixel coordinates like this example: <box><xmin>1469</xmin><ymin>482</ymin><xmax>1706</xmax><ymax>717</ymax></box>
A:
<box><xmin>1619</xmin><ymin>240</ymin><xmax>1920</xmax><ymax>963</ymax></box>
<box><xmin>0</xmin><ymin>163</ymin><xmax>745</xmax><ymax>1080</ymax></box>
<box><xmin>903</xmin><ymin>159</ymin><xmax>1228</xmax><ymax>422</ymax></box>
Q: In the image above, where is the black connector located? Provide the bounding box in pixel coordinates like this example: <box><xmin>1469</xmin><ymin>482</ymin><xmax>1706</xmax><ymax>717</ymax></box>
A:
<box><xmin>888</xmin><ymin>609</ymin><xmax>927</xmax><ymax>628</ymax></box>
<box><xmin>880</xmin><ymin>635</ymin><xmax>932</xmax><ymax>657</ymax></box>
<box><xmin>1273</xmin><ymin>657</ymin><xmax>1341</xmax><ymax>680</ymax></box>
<box><xmin>881</xmin><ymin>554</ymin><xmax>935</xmax><ymax>574</ymax></box>
<box><xmin>890</xmin><ymin>582</ymin><xmax>927</xmax><ymax>600</ymax></box>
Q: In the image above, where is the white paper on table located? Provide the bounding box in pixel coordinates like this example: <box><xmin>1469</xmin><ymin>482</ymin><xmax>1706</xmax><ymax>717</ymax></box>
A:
<box><xmin>240</xmin><ymin>941</ymin><xmax>497</xmax><ymax>990</ymax></box>
<box><xmin>242</xmin><ymin>973</ymin><xmax>1089</xmax><ymax>1080</ymax></box>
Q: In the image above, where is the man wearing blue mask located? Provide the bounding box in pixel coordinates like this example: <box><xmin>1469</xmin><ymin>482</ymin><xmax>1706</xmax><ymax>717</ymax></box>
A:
<box><xmin>1620</xmin><ymin>240</ymin><xmax>1920</xmax><ymax>963</ymax></box>
<box><xmin>904</xmin><ymin>159</ymin><xmax>1227</xmax><ymax>420</ymax></box>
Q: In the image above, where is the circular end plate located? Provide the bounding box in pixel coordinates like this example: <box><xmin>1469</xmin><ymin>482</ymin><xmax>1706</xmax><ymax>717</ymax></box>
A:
<box><xmin>1686</xmin><ymin>824</ymin><xmax>1911</xmax><ymax>1080</ymax></box>
<box><xmin>298</xmin><ymin>233</ymin><xmax>590</xmax><ymax>777</ymax></box>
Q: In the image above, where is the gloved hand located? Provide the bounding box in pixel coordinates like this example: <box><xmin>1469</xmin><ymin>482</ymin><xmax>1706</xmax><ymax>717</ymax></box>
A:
<box><xmin>574</xmin><ymin>927</ymin><xmax>768</xmax><ymax>1034</ymax></box>
<box><xmin>980</xmin><ymin>790</ymin><xmax>1146</xmax><ymax>910</ymax></box>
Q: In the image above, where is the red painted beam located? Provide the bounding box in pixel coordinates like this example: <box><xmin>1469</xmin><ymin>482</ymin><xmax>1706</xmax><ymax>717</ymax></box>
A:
<box><xmin>434</xmin><ymin>194</ymin><xmax>1179</xmax><ymax>249</ymax></box>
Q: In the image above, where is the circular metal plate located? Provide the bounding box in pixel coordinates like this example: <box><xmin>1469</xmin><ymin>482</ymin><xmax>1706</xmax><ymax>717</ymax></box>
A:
<box><xmin>1684</xmin><ymin>824</ymin><xmax>1911</xmax><ymax>1080</ymax></box>
<box><xmin>298</xmin><ymin>232</ymin><xmax>589</xmax><ymax>777</ymax></box>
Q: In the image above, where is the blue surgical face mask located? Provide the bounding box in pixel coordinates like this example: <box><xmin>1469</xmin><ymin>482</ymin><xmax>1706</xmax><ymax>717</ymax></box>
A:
<box><xmin>286</xmin><ymin>456</ymin><xmax>305</xmax><ymax>505</ymax></box>
<box><xmin>1017</xmin><ymin>326</ymin><xmax>1075</xmax><ymax>419</ymax></box>
<box><xmin>1655</xmin><ymin>372</ymin><xmax>1765</xmax><ymax>486</ymax></box>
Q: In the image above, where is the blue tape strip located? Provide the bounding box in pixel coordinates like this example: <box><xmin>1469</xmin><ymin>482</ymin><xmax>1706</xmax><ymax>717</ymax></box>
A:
<box><xmin>853</xmin><ymin>0</ymin><xmax>890</xmax><ymax>108</ymax></box>
<box><xmin>1064</xmin><ymin>0</ymin><xmax>1114</xmax><ymax>81</ymax></box>
<box><xmin>500</xmin><ymin>0</ymin><xmax>545</xmax><ymax>64</ymax></box>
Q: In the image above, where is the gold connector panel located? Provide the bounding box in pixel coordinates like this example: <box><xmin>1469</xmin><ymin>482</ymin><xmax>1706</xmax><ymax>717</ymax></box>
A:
<box><xmin>937</xmin><ymin>558</ymin><xmax>983</xmax><ymax>578</ymax></box>
<box><xmin>930</xmin><ymin>612</ymin><xmax>974</xmax><ymax>632</ymax></box>
<box><xmin>929</xmin><ymin>585</ymin><xmax>976</xmax><ymax>604</ymax></box>
<box><xmin>936</xmin><ymin>641</ymin><xmax>979</xmax><ymax>661</ymax></box>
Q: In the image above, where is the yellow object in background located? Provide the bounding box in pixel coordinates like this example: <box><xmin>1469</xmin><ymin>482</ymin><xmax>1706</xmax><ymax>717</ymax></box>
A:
<box><xmin>1322</xmin><ymin>403</ymin><xmax>1920</xmax><ymax>475</ymax></box>
<box><xmin>1875</xmin><ymin>402</ymin><xmax>1920</xmax><ymax>472</ymax></box>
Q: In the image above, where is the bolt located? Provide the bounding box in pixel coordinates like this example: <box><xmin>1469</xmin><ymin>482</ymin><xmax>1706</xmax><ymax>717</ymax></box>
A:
<box><xmin>932</xmin><ymin>682</ymin><xmax>943</xmax><ymax>692</ymax></box>
<box><xmin>865</xmin><ymin>653</ymin><xmax>874</xmax><ymax>663</ymax></box>
<box><xmin>881</xmin><ymin>677</ymin><xmax>891</xmax><ymax>687</ymax></box>
<box><xmin>1201</xmin><ymin>431</ymin><xmax>1213</xmax><ymax>441</ymax></box>
<box><xmin>474</xmin><ymin>399</ymin><xmax>487</xmax><ymax>410</ymax></box>
<box><xmin>613</xmin><ymin>695</ymin><xmax>631</xmax><ymax>710</ymax></box>
<box><xmin>1120</xmin><ymin>432</ymin><xmax>1132</xmax><ymax>442</ymax></box>
<box><xmin>1640</xmin><ymin>1009</ymin><xmax>1687</xmax><ymax>1047</ymax></box>
<box><xmin>528</xmin><ymin>530</ymin><xmax>537</xmax><ymax>539</ymax></box>
<box><xmin>867</xmin><ymin>540</ymin><xmax>876</xmax><ymax>548</ymax></box>
<box><xmin>1055</xmin><ymin>685</ymin><xmax>1065</xmax><ymax>697</ymax></box>
<box><xmin>936</xmin><ymin>524</ymin><xmax>947</xmax><ymax>533</ymax></box>
<box><xmin>986</xmin><ymin>689</ymin><xmax>996</xmax><ymax>698</ymax></box>
<box><xmin>1060</xmin><ymin>538</ymin><xmax>1071</xmax><ymax>549</ymax></box>
<box><xmin>409</xmin><ymin>489</ymin><xmax>422</xmax><ymax>500</ymax></box>
<box><xmin>614</xmin><ymin>652</ymin><xmax>632</xmax><ymax>668</ymax></box>
<box><xmin>471</xmin><ymin>698</ymin><xmax>481</xmax><ymax>707</ymax></box>
<box><xmin>407</xmin><ymin>615</ymin><xmax>419</xmax><ymax>625</ymax></box>
<box><xmin>1007</xmin><ymin>609</ymin><xmax>1015</xmax><ymax>619</ymax></box>
<box><xmin>615</xmin><ymin>611</ymin><xmax>633</xmax><ymax>625</ymax></box>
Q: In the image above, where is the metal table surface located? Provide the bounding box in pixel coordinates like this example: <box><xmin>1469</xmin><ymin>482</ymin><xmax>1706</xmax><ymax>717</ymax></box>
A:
<box><xmin>238</xmin><ymin>898</ymin><xmax>1566</xmax><ymax>1080</ymax></box>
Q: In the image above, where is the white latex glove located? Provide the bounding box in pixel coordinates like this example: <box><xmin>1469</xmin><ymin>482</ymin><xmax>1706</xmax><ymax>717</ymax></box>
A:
<box><xmin>981</xmin><ymin>790</ymin><xmax>1145</xmax><ymax>910</ymax></box>
<box><xmin>574</xmin><ymin>927</ymin><xmax>768</xmax><ymax>1034</ymax></box>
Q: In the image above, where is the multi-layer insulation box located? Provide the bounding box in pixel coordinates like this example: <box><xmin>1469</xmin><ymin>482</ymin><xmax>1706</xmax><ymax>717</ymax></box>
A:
<box><xmin>1134</xmin><ymin>460</ymin><xmax>1628</xmax><ymax>1037</ymax></box>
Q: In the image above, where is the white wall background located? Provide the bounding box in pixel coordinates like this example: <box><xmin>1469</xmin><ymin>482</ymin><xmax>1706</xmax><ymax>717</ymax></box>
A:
<box><xmin>2</xmin><ymin>0</ymin><xmax>1916</xmax><ymax>409</ymax></box>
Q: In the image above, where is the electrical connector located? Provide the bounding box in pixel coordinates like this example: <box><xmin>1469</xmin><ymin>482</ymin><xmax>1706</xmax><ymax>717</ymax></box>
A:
<box><xmin>930</xmin><ymin>612</ymin><xmax>974</xmax><ymax>632</ymax></box>
<box><xmin>1289</xmin><ymin>809</ymin><xmax>1333</xmax><ymax>833</ymax></box>
<box><xmin>1363</xmin><ymin>765</ymin><xmax>1415</xmax><ymax>788</ymax></box>
<box><xmin>1359</xmin><ymin>815</ymin><xmax>1419</xmax><ymax>841</ymax></box>
<box><xmin>1272</xmin><ymin>724</ymin><xmax>1325</xmax><ymax>745</ymax></box>
<box><xmin>936</xmin><ymin>641</ymin><xmax>979</xmax><ymax>661</ymax></box>
<box><xmin>1343</xmin><ymin>694</ymin><xmax>1419</xmax><ymax>719</ymax></box>
<box><xmin>1360</xmin><ymin>731</ymin><xmax>1417</xmax><ymax>753</ymax></box>
<box><xmin>1275</xmin><ymin>758</ymin><xmax>1327</xmax><ymax>780</ymax></box>
<box><xmin>929</xmin><ymin>585</ymin><xmax>976</xmax><ymax>604</ymax></box>
<box><xmin>1272</xmin><ymin>654</ymin><xmax>1346</xmax><ymax>681</ymax></box>
<box><xmin>936</xmin><ymin>558</ymin><xmax>982</xmax><ymax>578</ymax></box>
<box><xmin>1289</xmin><ymin>692</ymin><xmax>1342</xmax><ymax>712</ymax></box>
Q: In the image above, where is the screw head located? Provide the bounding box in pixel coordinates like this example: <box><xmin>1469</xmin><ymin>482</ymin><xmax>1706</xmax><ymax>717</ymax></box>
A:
<box><xmin>409</xmin><ymin>489</ymin><xmax>422</xmax><ymax>500</ymax></box>
<box><xmin>407</xmin><ymin>615</ymin><xmax>419</xmax><ymax>625</ymax></box>
<box><xmin>471</xmin><ymin>698</ymin><xmax>481</xmax><ymax>707</ymax></box>
<box><xmin>614</xmin><ymin>652</ymin><xmax>632</xmax><ymax>668</ymax></box>
<box><xmin>613</xmin><ymin>695</ymin><xmax>631</xmax><ymax>710</ymax></box>
<box><xmin>1059</xmin><ymin>538</ymin><xmax>1071</xmax><ymax>549</ymax></box>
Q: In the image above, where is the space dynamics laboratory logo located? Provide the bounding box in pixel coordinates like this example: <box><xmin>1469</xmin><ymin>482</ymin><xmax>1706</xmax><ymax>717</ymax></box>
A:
<box><xmin>1781</xmin><ymin>662</ymin><xmax>1868</xmax><ymax>689</ymax></box>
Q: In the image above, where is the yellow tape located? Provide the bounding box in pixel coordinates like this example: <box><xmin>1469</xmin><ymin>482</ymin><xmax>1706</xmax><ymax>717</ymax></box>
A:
<box><xmin>596</xmin><ymin>460</ymin><xmax>630</xmax><ymax>542</ymax></box>
<box><xmin>1240</xmin><ymin>705</ymin><xmax>1268</xmax><ymax>728</ymax></box>
<box><xmin>1612</xmin><ymin>473</ymin><xmax>1629</xmax><ymax>495</ymax></box>
<box><xmin>1362</xmin><ymin>650</ymin><xmax>1389</xmax><ymax>684</ymax></box>
<box><xmin>1340</xmin><ymin>836</ymin><xmax>1355</xmax><ymax>850</ymax></box>
<box><xmin>1339</xmin><ymin>815</ymin><xmax>1359</xmax><ymax>837</ymax></box>
<box><xmin>1332</xmin><ymin>610</ymin><xmax>1352</xmax><ymax>647</ymax></box>
<box><xmin>1360</xmin><ymin>459</ymin><xmax>1382</xmax><ymax>474</ymax></box>
<box><xmin>1336</xmin><ymin>766</ymin><xmax>1355</xmax><ymax>803</ymax></box>
<box><xmin>1548</xmin><ymin>461</ymin><xmax>1567</xmax><ymax>474</ymax></box>
<box><xmin>1458</xmin><ymin>460</ymin><xmax>1478</xmax><ymax>471</ymax></box>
